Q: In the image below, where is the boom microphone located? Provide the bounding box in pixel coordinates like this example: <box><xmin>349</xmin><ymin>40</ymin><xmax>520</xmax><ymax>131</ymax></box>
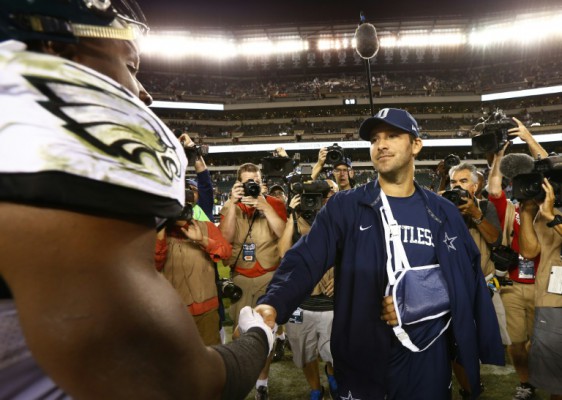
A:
<box><xmin>354</xmin><ymin>22</ymin><xmax>379</xmax><ymax>59</ymax></box>
<box><xmin>499</xmin><ymin>153</ymin><xmax>535</xmax><ymax>179</ymax></box>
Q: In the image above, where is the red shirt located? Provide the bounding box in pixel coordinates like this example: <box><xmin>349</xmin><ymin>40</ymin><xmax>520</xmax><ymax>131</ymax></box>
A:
<box><xmin>488</xmin><ymin>191</ymin><xmax>538</xmax><ymax>283</ymax></box>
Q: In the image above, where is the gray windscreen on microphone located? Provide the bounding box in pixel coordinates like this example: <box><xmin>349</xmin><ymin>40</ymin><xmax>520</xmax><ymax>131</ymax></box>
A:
<box><xmin>354</xmin><ymin>23</ymin><xmax>379</xmax><ymax>59</ymax></box>
<box><xmin>499</xmin><ymin>153</ymin><xmax>536</xmax><ymax>179</ymax></box>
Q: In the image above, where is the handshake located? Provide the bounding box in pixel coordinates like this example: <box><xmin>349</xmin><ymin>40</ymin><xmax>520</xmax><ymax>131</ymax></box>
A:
<box><xmin>236</xmin><ymin>305</ymin><xmax>278</xmax><ymax>352</ymax></box>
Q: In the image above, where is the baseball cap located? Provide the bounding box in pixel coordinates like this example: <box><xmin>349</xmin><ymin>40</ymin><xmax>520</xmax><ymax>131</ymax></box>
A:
<box><xmin>268</xmin><ymin>184</ymin><xmax>286</xmax><ymax>195</ymax></box>
<box><xmin>359</xmin><ymin>108</ymin><xmax>420</xmax><ymax>141</ymax></box>
<box><xmin>333</xmin><ymin>157</ymin><xmax>352</xmax><ymax>169</ymax></box>
<box><xmin>186</xmin><ymin>179</ymin><xmax>198</xmax><ymax>190</ymax></box>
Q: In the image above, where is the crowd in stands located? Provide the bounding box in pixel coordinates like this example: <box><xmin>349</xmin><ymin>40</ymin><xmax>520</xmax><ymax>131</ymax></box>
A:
<box><xmin>140</xmin><ymin>55</ymin><xmax>562</xmax><ymax>103</ymax></box>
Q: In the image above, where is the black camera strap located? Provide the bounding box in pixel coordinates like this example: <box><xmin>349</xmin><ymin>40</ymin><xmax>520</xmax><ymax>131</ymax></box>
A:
<box><xmin>292</xmin><ymin>209</ymin><xmax>302</xmax><ymax>244</ymax></box>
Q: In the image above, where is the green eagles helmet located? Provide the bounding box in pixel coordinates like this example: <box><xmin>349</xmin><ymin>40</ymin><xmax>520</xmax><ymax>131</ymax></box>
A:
<box><xmin>0</xmin><ymin>0</ymin><xmax>148</xmax><ymax>42</ymax></box>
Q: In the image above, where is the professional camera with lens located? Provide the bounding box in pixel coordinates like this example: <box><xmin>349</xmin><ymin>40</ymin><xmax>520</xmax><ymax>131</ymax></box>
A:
<box><xmin>326</xmin><ymin>143</ymin><xmax>345</xmax><ymax>165</ymax></box>
<box><xmin>443</xmin><ymin>154</ymin><xmax>461</xmax><ymax>170</ymax></box>
<box><xmin>490</xmin><ymin>245</ymin><xmax>519</xmax><ymax>278</ymax></box>
<box><xmin>471</xmin><ymin>109</ymin><xmax>517</xmax><ymax>154</ymax></box>
<box><xmin>184</xmin><ymin>144</ymin><xmax>209</xmax><ymax>166</ymax></box>
<box><xmin>299</xmin><ymin>181</ymin><xmax>331</xmax><ymax>211</ymax></box>
<box><xmin>217</xmin><ymin>278</ymin><xmax>243</xmax><ymax>304</ymax></box>
<box><xmin>512</xmin><ymin>155</ymin><xmax>562</xmax><ymax>206</ymax></box>
<box><xmin>243</xmin><ymin>179</ymin><xmax>261</xmax><ymax>198</ymax></box>
<box><xmin>442</xmin><ymin>186</ymin><xmax>470</xmax><ymax>206</ymax></box>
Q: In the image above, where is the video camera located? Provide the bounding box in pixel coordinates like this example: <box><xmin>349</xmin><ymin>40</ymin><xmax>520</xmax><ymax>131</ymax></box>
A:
<box><xmin>512</xmin><ymin>155</ymin><xmax>562</xmax><ymax>206</ymax></box>
<box><xmin>471</xmin><ymin>109</ymin><xmax>517</xmax><ymax>154</ymax></box>
<box><xmin>326</xmin><ymin>143</ymin><xmax>346</xmax><ymax>165</ymax></box>
<box><xmin>286</xmin><ymin>166</ymin><xmax>331</xmax><ymax>224</ymax></box>
<box><xmin>184</xmin><ymin>144</ymin><xmax>209</xmax><ymax>166</ymax></box>
<box><xmin>261</xmin><ymin>155</ymin><xmax>294</xmax><ymax>187</ymax></box>
<box><xmin>442</xmin><ymin>186</ymin><xmax>470</xmax><ymax>206</ymax></box>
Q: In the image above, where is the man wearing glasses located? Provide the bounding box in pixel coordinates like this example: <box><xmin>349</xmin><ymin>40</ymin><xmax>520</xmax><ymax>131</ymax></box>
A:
<box><xmin>312</xmin><ymin>148</ymin><xmax>354</xmax><ymax>191</ymax></box>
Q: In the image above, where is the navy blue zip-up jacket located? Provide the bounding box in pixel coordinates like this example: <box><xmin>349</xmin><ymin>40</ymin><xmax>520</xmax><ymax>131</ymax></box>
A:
<box><xmin>258</xmin><ymin>180</ymin><xmax>504</xmax><ymax>399</ymax></box>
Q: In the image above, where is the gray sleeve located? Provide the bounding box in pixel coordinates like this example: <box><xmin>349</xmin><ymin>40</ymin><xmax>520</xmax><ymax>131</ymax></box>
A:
<box><xmin>212</xmin><ymin>328</ymin><xmax>269</xmax><ymax>400</ymax></box>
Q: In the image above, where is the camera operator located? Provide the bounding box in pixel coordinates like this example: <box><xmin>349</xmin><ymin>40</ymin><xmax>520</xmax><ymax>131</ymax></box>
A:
<box><xmin>220</xmin><ymin>162</ymin><xmax>287</xmax><ymax>399</ymax></box>
<box><xmin>435</xmin><ymin>154</ymin><xmax>461</xmax><ymax>192</ymax></box>
<box><xmin>519</xmin><ymin>178</ymin><xmax>562</xmax><ymax>400</ymax></box>
<box><xmin>311</xmin><ymin>147</ymin><xmax>354</xmax><ymax>191</ymax></box>
<box><xmin>278</xmin><ymin>179</ymin><xmax>339</xmax><ymax>400</ymax></box>
<box><xmin>178</xmin><ymin>132</ymin><xmax>214</xmax><ymax>219</ymax></box>
<box><xmin>447</xmin><ymin>162</ymin><xmax>507</xmax><ymax>398</ymax></box>
<box><xmin>155</xmin><ymin>190</ymin><xmax>232</xmax><ymax>346</ymax></box>
<box><xmin>487</xmin><ymin>120</ymin><xmax>547</xmax><ymax>400</ymax></box>
<box><xmin>268</xmin><ymin>184</ymin><xmax>287</xmax><ymax>204</ymax></box>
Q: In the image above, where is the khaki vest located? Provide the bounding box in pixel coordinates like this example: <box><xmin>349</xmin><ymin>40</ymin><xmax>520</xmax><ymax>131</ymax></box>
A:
<box><xmin>533</xmin><ymin>211</ymin><xmax>562</xmax><ymax>307</ymax></box>
<box><xmin>161</xmin><ymin>221</ymin><xmax>218</xmax><ymax>312</ymax></box>
<box><xmin>222</xmin><ymin>200</ymin><xmax>281</xmax><ymax>269</ymax></box>
<box><xmin>468</xmin><ymin>213</ymin><xmax>496</xmax><ymax>279</ymax></box>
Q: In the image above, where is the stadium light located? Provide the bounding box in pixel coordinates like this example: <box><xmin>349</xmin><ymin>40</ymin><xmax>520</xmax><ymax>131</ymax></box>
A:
<box><xmin>141</xmin><ymin>10</ymin><xmax>562</xmax><ymax>58</ymax></box>
<box><xmin>469</xmin><ymin>13</ymin><xmax>562</xmax><ymax>46</ymax></box>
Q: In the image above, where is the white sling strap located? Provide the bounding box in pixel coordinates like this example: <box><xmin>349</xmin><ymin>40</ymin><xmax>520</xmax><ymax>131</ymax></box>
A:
<box><xmin>379</xmin><ymin>190</ymin><xmax>451</xmax><ymax>352</ymax></box>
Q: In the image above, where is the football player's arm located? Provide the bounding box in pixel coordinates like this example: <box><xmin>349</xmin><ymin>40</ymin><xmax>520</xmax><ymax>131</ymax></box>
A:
<box><xmin>0</xmin><ymin>204</ymin><xmax>262</xmax><ymax>400</ymax></box>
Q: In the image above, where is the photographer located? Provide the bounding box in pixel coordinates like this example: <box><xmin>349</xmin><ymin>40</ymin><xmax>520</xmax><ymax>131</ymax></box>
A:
<box><xmin>487</xmin><ymin>120</ymin><xmax>547</xmax><ymax>400</ymax></box>
<box><xmin>178</xmin><ymin>132</ymin><xmax>214</xmax><ymax>219</ymax></box>
<box><xmin>220</xmin><ymin>162</ymin><xmax>287</xmax><ymax>399</ymax></box>
<box><xmin>278</xmin><ymin>180</ymin><xmax>339</xmax><ymax>400</ymax></box>
<box><xmin>155</xmin><ymin>190</ymin><xmax>232</xmax><ymax>345</ymax></box>
<box><xmin>435</xmin><ymin>154</ymin><xmax>461</xmax><ymax>192</ymax></box>
<box><xmin>519</xmin><ymin>178</ymin><xmax>562</xmax><ymax>400</ymax></box>
<box><xmin>311</xmin><ymin>146</ymin><xmax>354</xmax><ymax>191</ymax></box>
<box><xmin>447</xmin><ymin>162</ymin><xmax>507</xmax><ymax>398</ymax></box>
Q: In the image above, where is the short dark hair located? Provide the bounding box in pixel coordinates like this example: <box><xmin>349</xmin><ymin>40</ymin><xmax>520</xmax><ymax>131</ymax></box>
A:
<box><xmin>237</xmin><ymin>163</ymin><xmax>260</xmax><ymax>181</ymax></box>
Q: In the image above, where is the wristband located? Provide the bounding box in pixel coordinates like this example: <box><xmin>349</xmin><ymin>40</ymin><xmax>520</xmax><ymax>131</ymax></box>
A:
<box><xmin>546</xmin><ymin>215</ymin><xmax>562</xmax><ymax>228</ymax></box>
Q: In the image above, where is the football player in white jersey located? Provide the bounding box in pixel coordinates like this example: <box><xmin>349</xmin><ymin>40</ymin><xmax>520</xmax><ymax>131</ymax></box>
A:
<box><xmin>0</xmin><ymin>1</ymin><xmax>274</xmax><ymax>399</ymax></box>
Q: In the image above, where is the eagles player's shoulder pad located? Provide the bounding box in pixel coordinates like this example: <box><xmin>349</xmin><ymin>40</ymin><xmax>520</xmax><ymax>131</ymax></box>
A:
<box><xmin>0</xmin><ymin>41</ymin><xmax>187</xmax><ymax>220</ymax></box>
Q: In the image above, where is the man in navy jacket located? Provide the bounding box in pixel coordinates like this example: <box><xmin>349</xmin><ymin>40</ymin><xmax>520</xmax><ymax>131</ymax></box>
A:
<box><xmin>256</xmin><ymin>108</ymin><xmax>504</xmax><ymax>399</ymax></box>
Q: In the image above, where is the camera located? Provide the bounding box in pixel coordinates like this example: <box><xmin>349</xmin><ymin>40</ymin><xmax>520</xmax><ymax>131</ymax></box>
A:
<box><xmin>217</xmin><ymin>278</ymin><xmax>243</xmax><ymax>303</ymax></box>
<box><xmin>326</xmin><ymin>143</ymin><xmax>345</xmax><ymax>165</ymax></box>
<box><xmin>243</xmin><ymin>179</ymin><xmax>261</xmax><ymax>198</ymax></box>
<box><xmin>261</xmin><ymin>156</ymin><xmax>294</xmax><ymax>178</ymax></box>
<box><xmin>443</xmin><ymin>154</ymin><xmax>461</xmax><ymax>170</ymax></box>
<box><xmin>169</xmin><ymin>189</ymin><xmax>196</xmax><ymax>225</ymax></box>
<box><xmin>512</xmin><ymin>155</ymin><xmax>562</xmax><ymax>206</ymax></box>
<box><xmin>294</xmin><ymin>180</ymin><xmax>331</xmax><ymax>224</ymax></box>
<box><xmin>442</xmin><ymin>186</ymin><xmax>470</xmax><ymax>206</ymax></box>
<box><xmin>471</xmin><ymin>109</ymin><xmax>517</xmax><ymax>154</ymax></box>
<box><xmin>261</xmin><ymin>156</ymin><xmax>295</xmax><ymax>188</ymax></box>
<box><xmin>490</xmin><ymin>245</ymin><xmax>519</xmax><ymax>277</ymax></box>
<box><xmin>184</xmin><ymin>144</ymin><xmax>209</xmax><ymax>166</ymax></box>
